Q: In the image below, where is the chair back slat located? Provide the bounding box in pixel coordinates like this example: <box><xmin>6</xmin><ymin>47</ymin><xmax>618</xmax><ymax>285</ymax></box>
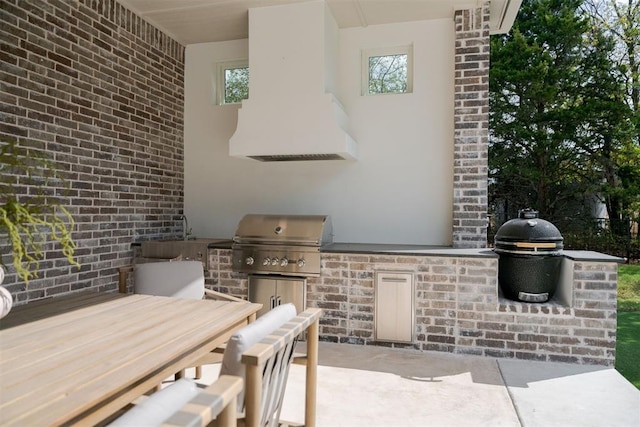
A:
<box><xmin>260</xmin><ymin>338</ymin><xmax>297</xmax><ymax>426</ymax></box>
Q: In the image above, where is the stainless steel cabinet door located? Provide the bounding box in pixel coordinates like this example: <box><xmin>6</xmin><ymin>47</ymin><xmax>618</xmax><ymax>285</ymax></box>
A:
<box><xmin>375</xmin><ymin>271</ymin><xmax>414</xmax><ymax>342</ymax></box>
<box><xmin>276</xmin><ymin>277</ymin><xmax>306</xmax><ymax>315</ymax></box>
<box><xmin>248</xmin><ymin>275</ymin><xmax>306</xmax><ymax>317</ymax></box>
<box><xmin>249</xmin><ymin>276</ymin><xmax>277</xmax><ymax>318</ymax></box>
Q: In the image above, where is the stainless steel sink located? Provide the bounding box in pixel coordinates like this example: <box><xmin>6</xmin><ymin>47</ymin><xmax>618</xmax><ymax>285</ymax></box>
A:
<box><xmin>139</xmin><ymin>238</ymin><xmax>230</xmax><ymax>271</ymax></box>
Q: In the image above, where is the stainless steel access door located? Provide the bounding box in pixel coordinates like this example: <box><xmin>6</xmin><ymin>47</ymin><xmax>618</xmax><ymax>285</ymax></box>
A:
<box><xmin>248</xmin><ymin>275</ymin><xmax>306</xmax><ymax>318</ymax></box>
<box><xmin>375</xmin><ymin>271</ymin><xmax>414</xmax><ymax>343</ymax></box>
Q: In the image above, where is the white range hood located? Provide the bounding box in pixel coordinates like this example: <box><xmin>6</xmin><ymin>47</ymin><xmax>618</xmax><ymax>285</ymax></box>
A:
<box><xmin>229</xmin><ymin>1</ymin><xmax>357</xmax><ymax>162</ymax></box>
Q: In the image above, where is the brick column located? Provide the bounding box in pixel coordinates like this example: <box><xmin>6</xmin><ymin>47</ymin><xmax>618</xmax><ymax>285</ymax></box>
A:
<box><xmin>452</xmin><ymin>4</ymin><xmax>490</xmax><ymax>248</ymax></box>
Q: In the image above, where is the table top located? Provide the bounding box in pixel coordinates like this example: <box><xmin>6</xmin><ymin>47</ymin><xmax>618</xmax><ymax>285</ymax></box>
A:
<box><xmin>0</xmin><ymin>292</ymin><xmax>261</xmax><ymax>426</ymax></box>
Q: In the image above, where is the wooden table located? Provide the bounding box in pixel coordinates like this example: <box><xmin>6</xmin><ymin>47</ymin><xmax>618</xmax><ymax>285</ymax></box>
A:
<box><xmin>0</xmin><ymin>292</ymin><xmax>261</xmax><ymax>426</ymax></box>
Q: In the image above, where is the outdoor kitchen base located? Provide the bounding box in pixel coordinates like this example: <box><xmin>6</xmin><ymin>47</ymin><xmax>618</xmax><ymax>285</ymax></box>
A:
<box><xmin>207</xmin><ymin>248</ymin><xmax>620</xmax><ymax>367</ymax></box>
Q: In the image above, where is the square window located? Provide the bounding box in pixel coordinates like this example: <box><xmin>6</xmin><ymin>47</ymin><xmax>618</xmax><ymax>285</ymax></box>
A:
<box><xmin>362</xmin><ymin>46</ymin><xmax>413</xmax><ymax>96</ymax></box>
<box><xmin>215</xmin><ymin>60</ymin><xmax>249</xmax><ymax>105</ymax></box>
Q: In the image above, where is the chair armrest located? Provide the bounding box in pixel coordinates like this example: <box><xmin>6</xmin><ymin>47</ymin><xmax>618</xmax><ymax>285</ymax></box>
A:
<box><xmin>241</xmin><ymin>308</ymin><xmax>322</xmax><ymax>366</ymax></box>
<box><xmin>204</xmin><ymin>289</ymin><xmax>247</xmax><ymax>303</ymax></box>
<box><xmin>161</xmin><ymin>375</ymin><xmax>242</xmax><ymax>427</ymax></box>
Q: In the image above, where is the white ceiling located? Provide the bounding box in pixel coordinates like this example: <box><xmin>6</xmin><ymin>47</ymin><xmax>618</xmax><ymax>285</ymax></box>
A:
<box><xmin>115</xmin><ymin>0</ymin><xmax>521</xmax><ymax>45</ymax></box>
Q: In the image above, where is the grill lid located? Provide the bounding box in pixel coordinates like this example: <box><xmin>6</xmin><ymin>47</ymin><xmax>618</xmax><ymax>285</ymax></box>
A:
<box><xmin>494</xmin><ymin>209</ymin><xmax>563</xmax><ymax>254</ymax></box>
<box><xmin>233</xmin><ymin>214</ymin><xmax>333</xmax><ymax>246</ymax></box>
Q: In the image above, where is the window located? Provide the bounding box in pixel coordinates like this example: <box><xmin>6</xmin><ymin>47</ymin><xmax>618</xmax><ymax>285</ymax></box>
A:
<box><xmin>215</xmin><ymin>60</ymin><xmax>249</xmax><ymax>105</ymax></box>
<box><xmin>362</xmin><ymin>46</ymin><xmax>413</xmax><ymax>96</ymax></box>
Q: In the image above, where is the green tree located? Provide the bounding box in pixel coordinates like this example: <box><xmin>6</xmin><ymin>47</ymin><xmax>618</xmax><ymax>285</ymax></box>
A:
<box><xmin>368</xmin><ymin>54</ymin><xmax>408</xmax><ymax>94</ymax></box>
<box><xmin>584</xmin><ymin>1</ymin><xmax>639</xmax><ymax>125</ymax></box>
<box><xmin>583</xmin><ymin>0</ymin><xmax>640</xmax><ymax>236</ymax></box>
<box><xmin>489</xmin><ymin>0</ymin><xmax>629</xmax><ymax>232</ymax></box>
<box><xmin>224</xmin><ymin>67</ymin><xmax>249</xmax><ymax>104</ymax></box>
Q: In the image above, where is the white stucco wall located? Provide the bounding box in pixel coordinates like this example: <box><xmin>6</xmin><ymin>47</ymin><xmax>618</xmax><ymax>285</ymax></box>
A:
<box><xmin>183</xmin><ymin>18</ymin><xmax>454</xmax><ymax>244</ymax></box>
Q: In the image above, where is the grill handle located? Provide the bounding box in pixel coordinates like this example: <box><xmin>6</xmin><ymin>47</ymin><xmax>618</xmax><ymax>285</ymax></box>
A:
<box><xmin>233</xmin><ymin>237</ymin><xmax>320</xmax><ymax>245</ymax></box>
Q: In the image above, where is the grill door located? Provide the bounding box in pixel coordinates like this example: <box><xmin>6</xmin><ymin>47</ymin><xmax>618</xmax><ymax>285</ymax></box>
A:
<box><xmin>249</xmin><ymin>275</ymin><xmax>306</xmax><ymax>318</ymax></box>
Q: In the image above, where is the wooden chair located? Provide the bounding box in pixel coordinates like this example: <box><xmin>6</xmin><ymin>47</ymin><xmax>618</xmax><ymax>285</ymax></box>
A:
<box><xmin>108</xmin><ymin>375</ymin><xmax>243</xmax><ymax>427</ymax></box>
<box><xmin>220</xmin><ymin>305</ymin><xmax>322</xmax><ymax>427</ymax></box>
<box><xmin>118</xmin><ymin>261</ymin><xmax>244</xmax><ymax>303</ymax></box>
<box><xmin>118</xmin><ymin>261</ymin><xmax>245</xmax><ymax>303</ymax></box>
<box><xmin>110</xmin><ymin>304</ymin><xmax>322</xmax><ymax>427</ymax></box>
<box><xmin>132</xmin><ymin>260</ymin><xmax>207</xmax><ymax>299</ymax></box>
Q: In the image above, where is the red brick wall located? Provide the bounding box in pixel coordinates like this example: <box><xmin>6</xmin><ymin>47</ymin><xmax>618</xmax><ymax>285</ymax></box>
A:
<box><xmin>1</xmin><ymin>0</ymin><xmax>185</xmax><ymax>303</ymax></box>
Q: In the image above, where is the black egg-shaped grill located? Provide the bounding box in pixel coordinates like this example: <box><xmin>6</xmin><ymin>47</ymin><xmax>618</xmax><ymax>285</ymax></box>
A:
<box><xmin>494</xmin><ymin>209</ymin><xmax>564</xmax><ymax>303</ymax></box>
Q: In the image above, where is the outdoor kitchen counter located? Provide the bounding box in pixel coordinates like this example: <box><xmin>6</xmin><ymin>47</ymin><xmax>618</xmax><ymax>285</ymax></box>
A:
<box><xmin>204</xmin><ymin>240</ymin><xmax>498</xmax><ymax>258</ymax></box>
<box><xmin>135</xmin><ymin>240</ymin><xmax>621</xmax><ymax>263</ymax></box>
<box><xmin>321</xmin><ymin>244</ymin><xmax>625</xmax><ymax>262</ymax></box>
<box><xmin>207</xmin><ymin>239</ymin><xmax>233</xmax><ymax>249</ymax></box>
<box><xmin>130</xmin><ymin>239</ymin><xmax>233</xmax><ymax>249</ymax></box>
<box><xmin>321</xmin><ymin>243</ymin><xmax>498</xmax><ymax>258</ymax></box>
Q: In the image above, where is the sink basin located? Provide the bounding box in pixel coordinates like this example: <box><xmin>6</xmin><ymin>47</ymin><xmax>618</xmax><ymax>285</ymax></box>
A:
<box><xmin>140</xmin><ymin>239</ymin><xmax>228</xmax><ymax>270</ymax></box>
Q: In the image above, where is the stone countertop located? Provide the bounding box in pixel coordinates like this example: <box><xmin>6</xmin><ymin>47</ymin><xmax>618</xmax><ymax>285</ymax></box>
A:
<box><xmin>207</xmin><ymin>240</ymin><xmax>496</xmax><ymax>258</ymax></box>
<box><xmin>321</xmin><ymin>243</ymin><xmax>498</xmax><ymax>258</ymax></box>
<box><xmin>207</xmin><ymin>239</ymin><xmax>233</xmax><ymax>249</ymax></box>
<box><xmin>136</xmin><ymin>239</ymin><xmax>624</xmax><ymax>263</ymax></box>
<box><xmin>131</xmin><ymin>239</ymin><xmax>233</xmax><ymax>248</ymax></box>
<box><xmin>562</xmin><ymin>250</ymin><xmax>624</xmax><ymax>263</ymax></box>
<box><xmin>321</xmin><ymin>245</ymin><xmax>623</xmax><ymax>262</ymax></box>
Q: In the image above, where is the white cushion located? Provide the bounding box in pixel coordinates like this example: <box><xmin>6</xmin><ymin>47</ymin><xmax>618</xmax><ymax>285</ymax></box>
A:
<box><xmin>108</xmin><ymin>378</ymin><xmax>200</xmax><ymax>426</ymax></box>
<box><xmin>133</xmin><ymin>261</ymin><xmax>204</xmax><ymax>299</ymax></box>
<box><xmin>220</xmin><ymin>303</ymin><xmax>297</xmax><ymax>404</ymax></box>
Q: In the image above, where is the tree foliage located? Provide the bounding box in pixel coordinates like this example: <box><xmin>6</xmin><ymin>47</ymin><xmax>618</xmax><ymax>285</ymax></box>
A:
<box><xmin>489</xmin><ymin>0</ymin><xmax>638</xmax><ymax>237</ymax></box>
<box><xmin>0</xmin><ymin>138</ymin><xmax>78</xmax><ymax>283</ymax></box>
<box><xmin>368</xmin><ymin>54</ymin><xmax>408</xmax><ymax>94</ymax></box>
<box><xmin>584</xmin><ymin>0</ymin><xmax>639</xmax><ymax>121</ymax></box>
<box><xmin>583</xmin><ymin>0</ymin><xmax>640</xmax><ymax>233</ymax></box>
<box><xmin>224</xmin><ymin>67</ymin><xmax>249</xmax><ymax>104</ymax></box>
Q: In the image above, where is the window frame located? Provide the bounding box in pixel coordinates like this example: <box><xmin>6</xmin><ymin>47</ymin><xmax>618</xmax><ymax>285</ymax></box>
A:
<box><xmin>214</xmin><ymin>59</ymin><xmax>249</xmax><ymax>105</ymax></box>
<box><xmin>361</xmin><ymin>45</ymin><xmax>413</xmax><ymax>96</ymax></box>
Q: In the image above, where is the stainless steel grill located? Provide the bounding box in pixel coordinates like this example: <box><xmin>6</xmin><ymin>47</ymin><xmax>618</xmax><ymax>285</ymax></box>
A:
<box><xmin>231</xmin><ymin>214</ymin><xmax>333</xmax><ymax>277</ymax></box>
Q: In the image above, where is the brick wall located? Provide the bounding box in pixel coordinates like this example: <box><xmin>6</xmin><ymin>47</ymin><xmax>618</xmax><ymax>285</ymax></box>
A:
<box><xmin>209</xmin><ymin>248</ymin><xmax>617</xmax><ymax>366</ymax></box>
<box><xmin>1</xmin><ymin>0</ymin><xmax>185</xmax><ymax>303</ymax></box>
<box><xmin>452</xmin><ymin>3</ymin><xmax>490</xmax><ymax>248</ymax></box>
<box><xmin>313</xmin><ymin>254</ymin><xmax>617</xmax><ymax>366</ymax></box>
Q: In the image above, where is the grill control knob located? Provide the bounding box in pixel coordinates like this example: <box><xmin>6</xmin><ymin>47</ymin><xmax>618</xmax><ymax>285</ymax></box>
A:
<box><xmin>262</xmin><ymin>257</ymin><xmax>271</xmax><ymax>266</ymax></box>
<box><xmin>245</xmin><ymin>257</ymin><xmax>254</xmax><ymax>266</ymax></box>
<box><xmin>297</xmin><ymin>259</ymin><xmax>305</xmax><ymax>268</ymax></box>
<box><xmin>280</xmin><ymin>258</ymin><xmax>289</xmax><ymax>267</ymax></box>
<box><xmin>271</xmin><ymin>257</ymin><xmax>279</xmax><ymax>266</ymax></box>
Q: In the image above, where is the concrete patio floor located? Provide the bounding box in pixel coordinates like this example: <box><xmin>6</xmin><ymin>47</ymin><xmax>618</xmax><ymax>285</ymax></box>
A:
<box><xmin>191</xmin><ymin>342</ymin><xmax>640</xmax><ymax>427</ymax></box>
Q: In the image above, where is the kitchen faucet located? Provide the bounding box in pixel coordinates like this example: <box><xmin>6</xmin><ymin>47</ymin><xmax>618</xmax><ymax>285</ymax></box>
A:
<box><xmin>181</xmin><ymin>214</ymin><xmax>192</xmax><ymax>240</ymax></box>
